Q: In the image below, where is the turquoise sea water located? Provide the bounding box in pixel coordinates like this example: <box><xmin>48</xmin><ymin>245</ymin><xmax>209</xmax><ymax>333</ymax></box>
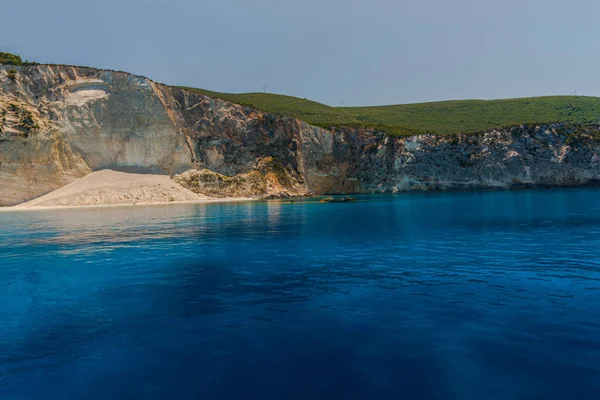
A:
<box><xmin>1</xmin><ymin>190</ymin><xmax>600</xmax><ymax>399</ymax></box>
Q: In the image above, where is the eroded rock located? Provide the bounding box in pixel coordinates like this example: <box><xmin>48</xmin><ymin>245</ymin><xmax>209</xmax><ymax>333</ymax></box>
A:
<box><xmin>174</xmin><ymin>157</ymin><xmax>309</xmax><ymax>198</ymax></box>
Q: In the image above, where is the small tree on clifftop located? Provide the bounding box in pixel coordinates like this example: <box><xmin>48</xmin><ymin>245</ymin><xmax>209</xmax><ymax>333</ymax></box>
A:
<box><xmin>0</xmin><ymin>52</ymin><xmax>38</xmax><ymax>66</ymax></box>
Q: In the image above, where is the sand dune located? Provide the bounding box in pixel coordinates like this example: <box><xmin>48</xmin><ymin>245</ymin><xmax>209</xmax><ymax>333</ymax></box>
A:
<box><xmin>7</xmin><ymin>170</ymin><xmax>220</xmax><ymax>210</ymax></box>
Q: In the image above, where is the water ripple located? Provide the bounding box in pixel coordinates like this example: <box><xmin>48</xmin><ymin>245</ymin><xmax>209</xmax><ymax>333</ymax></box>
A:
<box><xmin>1</xmin><ymin>191</ymin><xmax>600</xmax><ymax>399</ymax></box>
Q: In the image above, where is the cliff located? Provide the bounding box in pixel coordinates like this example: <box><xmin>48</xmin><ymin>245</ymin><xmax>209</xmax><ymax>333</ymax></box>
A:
<box><xmin>1</xmin><ymin>64</ymin><xmax>600</xmax><ymax>206</ymax></box>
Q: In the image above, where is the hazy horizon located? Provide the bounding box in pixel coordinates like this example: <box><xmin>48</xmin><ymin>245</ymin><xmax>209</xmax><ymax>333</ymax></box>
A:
<box><xmin>5</xmin><ymin>0</ymin><xmax>600</xmax><ymax>107</ymax></box>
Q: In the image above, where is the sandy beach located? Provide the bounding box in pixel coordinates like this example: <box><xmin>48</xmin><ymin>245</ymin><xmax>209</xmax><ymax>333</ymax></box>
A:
<box><xmin>0</xmin><ymin>170</ymin><xmax>255</xmax><ymax>212</ymax></box>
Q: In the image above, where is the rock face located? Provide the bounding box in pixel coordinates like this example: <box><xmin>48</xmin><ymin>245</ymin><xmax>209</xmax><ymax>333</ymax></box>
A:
<box><xmin>1</xmin><ymin>64</ymin><xmax>600</xmax><ymax>206</ymax></box>
<box><xmin>174</xmin><ymin>157</ymin><xmax>309</xmax><ymax>198</ymax></box>
<box><xmin>308</xmin><ymin>125</ymin><xmax>600</xmax><ymax>193</ymax></box>
<box><xmin>0</xmin><ymin>65</ymin><xmax>191</xmax><ymax>205</ymax></box>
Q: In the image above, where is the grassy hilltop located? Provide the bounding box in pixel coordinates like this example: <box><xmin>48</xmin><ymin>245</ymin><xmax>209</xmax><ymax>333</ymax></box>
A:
<box><xmin>180</xmin><ymin>87</ymin><xmax>600</xmax><ymax>136</ymax></box>
<box><xmin>2</xmin><ymin>51</ymin><xmax>599</xmax><ymax>136</ymax></box>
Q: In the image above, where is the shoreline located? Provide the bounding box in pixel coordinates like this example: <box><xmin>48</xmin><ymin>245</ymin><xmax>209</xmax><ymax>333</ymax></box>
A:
<box><xmin>4</xmin><ymin>185</ymin><xmax>600</xmax><ymax>214</ymax></box>
<box><xmin>0</xmin><ymin>196</ymin><xmax>257</xmax><ymax>214</ymax></box>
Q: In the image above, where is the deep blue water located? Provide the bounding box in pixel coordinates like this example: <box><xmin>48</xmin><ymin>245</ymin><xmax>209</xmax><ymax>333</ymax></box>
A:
<box><xmin>1</xmin><ymin>190</ymin><xmax>600</xmax><ymax>399</ymax></box>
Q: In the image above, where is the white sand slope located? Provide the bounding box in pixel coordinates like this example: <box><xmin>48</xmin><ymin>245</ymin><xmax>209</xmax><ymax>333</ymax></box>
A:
<box><xmin>12</xmin><ymin>170</ymin><xmax>210</xmax><ymax>209</ymax></box>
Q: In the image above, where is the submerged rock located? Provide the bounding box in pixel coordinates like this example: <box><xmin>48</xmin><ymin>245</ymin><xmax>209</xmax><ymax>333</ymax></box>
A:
<box><xmin>320</xmin><ymin>196</ymin><xmax>358</xmax><ymax>203</ymax></box>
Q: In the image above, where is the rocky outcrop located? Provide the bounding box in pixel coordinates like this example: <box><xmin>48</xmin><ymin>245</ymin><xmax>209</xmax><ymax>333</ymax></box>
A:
<box><xmin>174</xmin><ymin>157</ymin><xmax>310</xmax><ymax>198</ymax></box>
<box><xmin>1</xmin><ymin>64</ymin><xmax>600</xmax><ymax>206</ymax></box>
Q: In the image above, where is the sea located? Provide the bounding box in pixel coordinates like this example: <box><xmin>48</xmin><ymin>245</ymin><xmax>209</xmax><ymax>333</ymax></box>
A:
<box><xmin>1</xmin><ymin>189</ymin><xmax>599</xmax><ymax>399</ymax></box>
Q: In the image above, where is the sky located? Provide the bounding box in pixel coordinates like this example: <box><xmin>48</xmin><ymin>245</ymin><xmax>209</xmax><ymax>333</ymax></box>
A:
<box><xmin>4</xmin><ymin>0</ymin><xmax>600</xmax><ymax>106</ymax></box>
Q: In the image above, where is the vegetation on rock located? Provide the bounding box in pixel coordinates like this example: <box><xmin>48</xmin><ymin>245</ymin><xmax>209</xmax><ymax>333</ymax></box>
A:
<box><xmin>18</xmin><ymin>108</ymin><xmax>39</xmax><ymax>134</ymax></box>
<box><xmin>0</xmin><ymin>51</ymin><xmax>38</xmax><ymax>66</ymax></box>
<box><xmin>2</xmin><ymin>103</ymin><xmax>39</xmax><ymax>137</ymax></box>
<box><xmin>6</xmin><ymin>68</ymin><xmax>17</xmax><ymax>80</ymax></box>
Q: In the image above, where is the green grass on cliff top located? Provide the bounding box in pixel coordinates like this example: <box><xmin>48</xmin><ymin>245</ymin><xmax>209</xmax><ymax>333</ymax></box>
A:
<box><xmin>179</xmin><ymin>87</ymin><xmax>600</xmax><ymax>136</ymax></box>
<box><xmin>3</xmin><ymin>50</ymin><xmax>599</xmax><ymax>136</ymax></box>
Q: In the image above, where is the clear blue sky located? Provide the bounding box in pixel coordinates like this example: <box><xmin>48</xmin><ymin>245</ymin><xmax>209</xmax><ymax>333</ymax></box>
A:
<box><xmin>5</xmin><ymin>0</ymin><xmax>600</xmax><ymax>106</ymax></box>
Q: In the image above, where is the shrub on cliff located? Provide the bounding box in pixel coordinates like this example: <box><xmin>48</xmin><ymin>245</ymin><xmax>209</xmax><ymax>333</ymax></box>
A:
<box><xmin>0</xmin><ymin>51</ymin><xmax>38</xmax><ymax>66</ymax></box>
<box><xmin>7</xmin><ymin>68</ymin><xmax>17</xmax><ymax>80</ymax></box>
<box><xmin>19</xmin><ymin>110</ymin><xmax>39</xmax><ymax>132</ymax></box>
<box><xmin>0</xmin><ymin>52</ymin><xmax>22</xmax><ymax>65</ymax></box>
